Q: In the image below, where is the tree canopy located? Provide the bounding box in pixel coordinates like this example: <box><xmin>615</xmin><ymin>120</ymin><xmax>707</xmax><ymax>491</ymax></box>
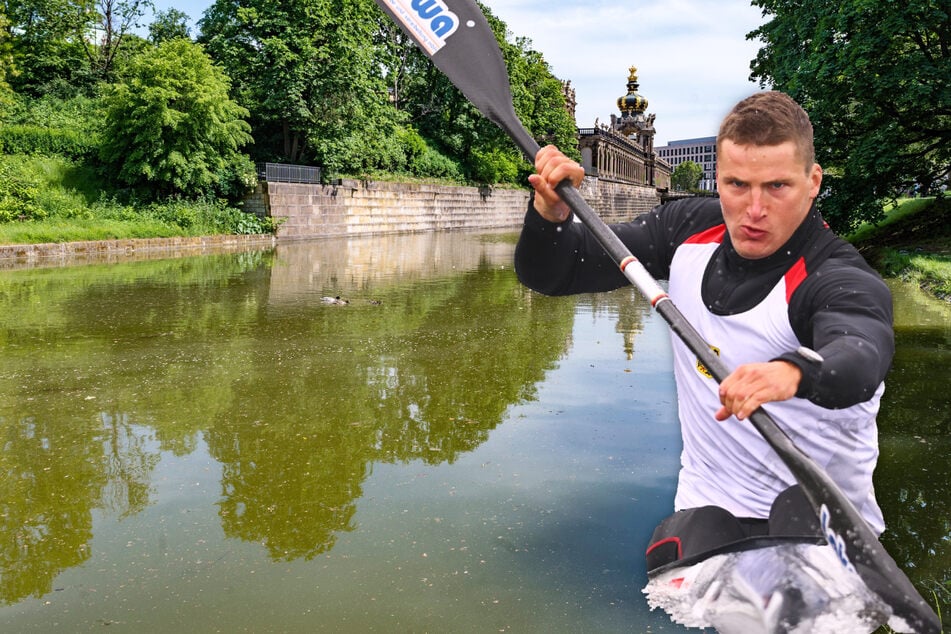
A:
<box><xmin>0</xmin><ymin>8</ymin><xmax>14</xmax><ymax>109</ymax></box>
<box><xmin>671</xmin><ymin>160</ymin><xmax>703</xmax><ymax>192</ymax></box>
<box><xmin>99</xmin><ymin>38</ymin><xmax>253</xmax><ymax>199</ymax></box>
<box><xmin>2</xmin><ymin>0</ymin><xmax>582</xmax><ymax>195</ymax></box>
<box><xmin>749</xmin><ymin>0</ymin><xmax>950</xmax><ymax>232</ymax></box>
<box><xmin>148</xmin><ymin>8</ymin><xmax>190</xmax><ymax>44</ymax></box>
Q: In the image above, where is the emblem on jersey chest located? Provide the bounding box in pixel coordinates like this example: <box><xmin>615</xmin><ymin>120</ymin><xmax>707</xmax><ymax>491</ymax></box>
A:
<box><xmin>696</xmin><ymin>345</ymin><xmax>721</xmax><ymax>379</ymax></box>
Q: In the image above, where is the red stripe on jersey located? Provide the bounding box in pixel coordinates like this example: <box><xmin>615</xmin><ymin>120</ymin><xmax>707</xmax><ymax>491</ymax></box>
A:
<box><xmin>785</xmin><ymin>256</ymin><xmax>808</xmax><ymax>303</ymax></box>
<box><xmin>684</xmin><ymin>224</ymin><xmax>726</xmax><ymax>244</ymax></box>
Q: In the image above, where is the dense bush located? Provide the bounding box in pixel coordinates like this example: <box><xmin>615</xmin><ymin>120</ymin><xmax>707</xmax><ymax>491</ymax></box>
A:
<box><xmin>1</xmin><ymin>93</ymin><xmax>102</xmax><ymax>160</ymax></box>
<box><xmin>0</xmin><ymin>160</ymin><xmax>45</xmax><ymax>221</ymax></box>
<box><xmin>99</xmin><ymin>39</ymin><xmax>253</xmax><ymax>200</ymax></box>
<box><xmin>138</xmin><ymin>199</ymin><xmax>275</xmax><ymax>234</ymax></box>
<box><xmin>411</xmin><ymin>146</ymin><xmax>464</xmax><ymax>180</ymax></box>
<box><xmin>0</xmin><ymin>124</ymin><xmax>98</xmax><ymax>159</ymax></box>
<box><xmin>468</xmin><ymin>147</ymin><xmax>521</xmax><ymax>185</ymax></box>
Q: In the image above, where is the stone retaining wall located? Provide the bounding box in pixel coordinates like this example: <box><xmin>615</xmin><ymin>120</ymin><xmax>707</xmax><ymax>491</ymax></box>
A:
<box><xmin>258</xmin><ymin>179</ymin><xmax>530</xmax><ymax>240</ymax></box>
<box><xmin>0</xmin><ymin>234</ymin><xmax>277</xmax><ymax>269</ymax></box>
<box><xmin>0</xmin><ymin>180</ymin><xmax>663</xmax><ymax>268</ymax></box>
<box><xmin>253</xmin><ymin>177</ymin><xmax>661</xmax><ymax>240</ymax></box>
<box><xmin>579</xmin><ymin>178</ymin><xmax>662</xmax><ymax>223</ymax></box>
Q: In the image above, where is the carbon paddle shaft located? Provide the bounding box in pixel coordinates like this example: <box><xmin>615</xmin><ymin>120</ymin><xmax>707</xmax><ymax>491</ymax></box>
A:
<box><xmin>373</xmin><ymin>1</ymin><xmax>940</xmax><ymax>631</ymax></box>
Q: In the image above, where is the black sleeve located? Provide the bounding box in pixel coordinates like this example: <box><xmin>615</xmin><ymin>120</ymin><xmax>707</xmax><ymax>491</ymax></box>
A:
<box><xmin>781</xmin><ymin>248</ymin><xmax>895</xmax><ymax>409</ymax></box>
<box><xmin>514</xmin><ymin>196</ymin><xmax>716</xmax><ymax>296</ymax></box>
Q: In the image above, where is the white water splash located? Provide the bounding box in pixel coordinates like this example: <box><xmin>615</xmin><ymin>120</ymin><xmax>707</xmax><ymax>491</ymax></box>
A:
<box><xmin>642</xmin><ymin>543</ymin><xmax>914</xmax><ymax>633</ymax></box>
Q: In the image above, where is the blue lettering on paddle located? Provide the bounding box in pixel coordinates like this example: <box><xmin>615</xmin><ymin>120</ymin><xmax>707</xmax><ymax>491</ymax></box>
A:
<box><xmin>820</xmin><ymin>504</ymin><xmax>856</xmax><ymax>574</ymax></box>
<box><xmin>410</xmin><ymin>0</ymin><xmax>459</xmax><ymax>39</ymax></box>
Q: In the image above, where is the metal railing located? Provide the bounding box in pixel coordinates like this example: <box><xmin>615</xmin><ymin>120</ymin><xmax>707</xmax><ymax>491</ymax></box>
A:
<box><xmin>257</xmin><ymin>162</ymin><xmax>322</xmax><ymax>184</ymax></box>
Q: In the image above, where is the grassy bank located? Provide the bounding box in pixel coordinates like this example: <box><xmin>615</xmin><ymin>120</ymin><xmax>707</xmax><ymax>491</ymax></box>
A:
<box><xmin>849</xmin><ymin>197</ymin><xmax>951</xmax><ymax>302</ymax></box>
<box><xmin>0</xmin><ymin>154</ymin><xmax>277</xmax><ymax>243</ymax></box>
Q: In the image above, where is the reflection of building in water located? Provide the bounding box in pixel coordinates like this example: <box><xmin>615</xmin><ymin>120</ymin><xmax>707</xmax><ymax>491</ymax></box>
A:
<box><xmin>582</xmin><ymin>290</ymin><xmax>653</xmax><ymax>361</ymax></box>
<box><xmin>267</xmin><ymin>231</ymin><xmax>516</xmax><ymax>305</ymax></box>
<box><xmin>615</xmin><ymin>292</ymin><xmax>652</xmax><ymax>360</ymax></box>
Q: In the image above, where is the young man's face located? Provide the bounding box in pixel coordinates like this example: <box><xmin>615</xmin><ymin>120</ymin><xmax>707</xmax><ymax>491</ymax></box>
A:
<box><xmin>716</xmin><ymin>140</ymin><xmax>823</xmax><ymax>260</ymax></box>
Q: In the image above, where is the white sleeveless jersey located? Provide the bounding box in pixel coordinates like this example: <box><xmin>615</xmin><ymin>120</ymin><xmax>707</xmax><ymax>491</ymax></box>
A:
<box><xmin>668</xmin><ymin>228</ymin><xmax>885</xmax><ymax>533</ymax></box>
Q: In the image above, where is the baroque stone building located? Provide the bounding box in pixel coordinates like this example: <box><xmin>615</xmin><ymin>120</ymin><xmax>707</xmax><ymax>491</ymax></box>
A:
<box><xmin>575</xmin><ymin>66</ymin><xmax>671</xmax><ymax>192</ymax></box>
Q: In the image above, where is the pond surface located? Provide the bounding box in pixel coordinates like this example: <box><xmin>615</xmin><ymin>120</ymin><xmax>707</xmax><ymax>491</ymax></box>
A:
<box><xmin>0</xmin><ymin>232</ymin><xmax>948</xmax><ymax>633</ymax></box>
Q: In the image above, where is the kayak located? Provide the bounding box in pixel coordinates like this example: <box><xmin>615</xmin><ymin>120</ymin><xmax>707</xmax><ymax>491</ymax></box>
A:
<box><xmin>641</xmin><ymin>486</ymin><xmax>916</xmax><ymax>633</ymax></box>
<box><xmin>643</xmin><ymin>541</ymin><xmax>898</xmax><ymax>633</ymax></box>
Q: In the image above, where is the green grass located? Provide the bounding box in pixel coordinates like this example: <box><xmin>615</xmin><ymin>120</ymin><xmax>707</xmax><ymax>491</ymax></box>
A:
<box><xmin>0</xmin><ymin>217</ymin><xmax>187</xmax><ymax>244</ymax></box>
<box><xmin>0</xmin><ymin>154</ymin><xmax>276</xmax><ymax>244</ymax></box>
<box><xmin>878</xmin><ymin>248</ymin><xmax>951</xmax><ymax>299</ymax></box>
<box><xmin>848</xmin><ymin>197</ymin><xmax>940</xmax><ymax>243</ymax></box>
<box><xmin>848</xmin><ymin>197</ymin><xmax>951</xmax><ymax>302</ymax></box>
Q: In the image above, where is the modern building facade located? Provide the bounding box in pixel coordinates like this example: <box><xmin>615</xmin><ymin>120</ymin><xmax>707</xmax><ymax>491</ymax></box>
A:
<box><xmin>655</xmin><ymin>136</ymin><xmax>717</xmax><ymax>191</ymax></box>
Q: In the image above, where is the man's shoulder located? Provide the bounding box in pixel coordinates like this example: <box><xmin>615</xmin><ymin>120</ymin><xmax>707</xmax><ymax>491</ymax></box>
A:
<box><xmin>795</xmin><ymin>233</ymin><xmax>891</xmax><ymax>306</ymax></box>
<box><xmin>817</xmin><ymin>236</ymin><xmax>884</xmax><ymax>281</ymax></box>
<box><xmin>654</xmin><ymin>197</ymin><xmax>724</xmax><ymax>242</ymax></box>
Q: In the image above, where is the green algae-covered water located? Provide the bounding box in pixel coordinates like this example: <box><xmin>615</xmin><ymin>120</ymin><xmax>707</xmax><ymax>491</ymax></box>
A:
<box><xmin>0</xmin><ymin>232</ymin><xmax>947</xmax><ymax>632</ymax></box>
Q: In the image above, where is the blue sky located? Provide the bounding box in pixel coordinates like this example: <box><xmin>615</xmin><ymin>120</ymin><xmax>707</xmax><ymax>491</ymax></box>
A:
<box><xmin>149</xmin><ymin>0</ymin><xmax>768</xmax><ymax>146</ymax></box>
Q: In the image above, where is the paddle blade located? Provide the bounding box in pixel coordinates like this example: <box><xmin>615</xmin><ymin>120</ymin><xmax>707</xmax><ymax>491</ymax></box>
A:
<box><xmin>374</xmin><ymin>0</ymin><xmax>538</xmax><ymax>158</ymax></box>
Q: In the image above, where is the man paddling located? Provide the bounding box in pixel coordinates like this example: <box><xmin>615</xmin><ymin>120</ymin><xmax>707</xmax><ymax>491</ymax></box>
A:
<box><xmin>515</xmin><ymin>91</ymin><xmax>893</xmax><ymax>546</ymax></box>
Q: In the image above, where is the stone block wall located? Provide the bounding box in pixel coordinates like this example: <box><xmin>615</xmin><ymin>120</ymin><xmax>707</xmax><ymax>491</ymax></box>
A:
<box><xmin>579</xmin><ymin>178</ymin><xmax>661</xmax><ymax>224</ymax></box>
<box><xmin>264</xmin><ymin>180</ymin><xmax>531</xmax><ymax>240</ymax></box>
<box><xmin>258</xmin><ymin>178</ymin><xmax>661</xmax><ymax>240</ymax></box>
<box><xmin>0</xmin><ymin>234</ymin><xmax>277</xmax><ymax>269</ymax></box>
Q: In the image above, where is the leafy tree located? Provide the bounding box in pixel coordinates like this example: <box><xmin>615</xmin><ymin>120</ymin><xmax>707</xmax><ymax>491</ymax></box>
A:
<box><xmin>0</xmin><ymin>5</ymin><xmax>16</xmax><ymax>97</ymax></box>
<box><xmin>82</xmin><ymin>0</ymin><xmax>154</xmax><ymax>81</ymax></box>
<box><xmin>3</xmin><ymin>0</ymin><xmax>152</xmax><ymax>93</ymax></box>
<box><xmin>749</xmin><ymin>0</ymin><xmax>951</xmax><ymax>232</ymax></box>
<box><xmin>148</xmin><ymin>7</ymin><xmax>190</xmax><ymax>44</ymax></box>
<box><xmin>0</xmin><ymin>8</ymin><xmax>14</xmax><ymax>111</ymax></box>
<box><xmin>505</xmin><ymin>36</ymin><xmax>579</xmax><ymax>158</ymax></box>
<box><xmin>671</xmin><ymin>160</ymin><xmax>703</xmax><ymax>191</ymax></box>
<box><xmin>99</xmin><ymin>38</ymin><xmax>254</xmax><ymax>199</ymax></box>
<box><xmin>199</xmin><ymin>0</ymin><xmax>397</xmax><ymax>175</ymax></box>
<box><xmin>3</xmin><ymin>0</ymin><xmax>93</xmax><ymax>95</ymax></box>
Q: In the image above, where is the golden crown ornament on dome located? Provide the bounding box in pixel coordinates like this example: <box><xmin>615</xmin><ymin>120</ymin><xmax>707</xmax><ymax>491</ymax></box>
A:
<box><xmin>617</xmin><ymin>66</ymin><xmax>648</xmax><ymax>117</ymax></box>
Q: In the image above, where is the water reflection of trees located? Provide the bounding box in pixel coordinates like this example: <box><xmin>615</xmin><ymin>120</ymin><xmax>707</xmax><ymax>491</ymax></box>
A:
<box><xmin>876</xmin><ymin>326</ymin><xmax>951</xmax><ymax>592</ymax></box>
<box><xmin>0</xmin><ymin>406</ymin><xmax>161</xmax><ymax>603</ymax></box>
<box><xmin>0</xmin><ymin>252</ymin><xmax>271</xmax><ymax>603</ymax></box>
<box><xmin>204</xmin><ymin>263</ymin><xmax>577</xmax><ymax>560</ymax></box>
<box><xmin>0</xmin><ymin>410</ymin><xmax>100</xmax><ymax>604</ymax></box>
<box><xmin>0</xmin><ymin>244</ymin><xmax>579</xmax><ymax>593</ymax></box>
